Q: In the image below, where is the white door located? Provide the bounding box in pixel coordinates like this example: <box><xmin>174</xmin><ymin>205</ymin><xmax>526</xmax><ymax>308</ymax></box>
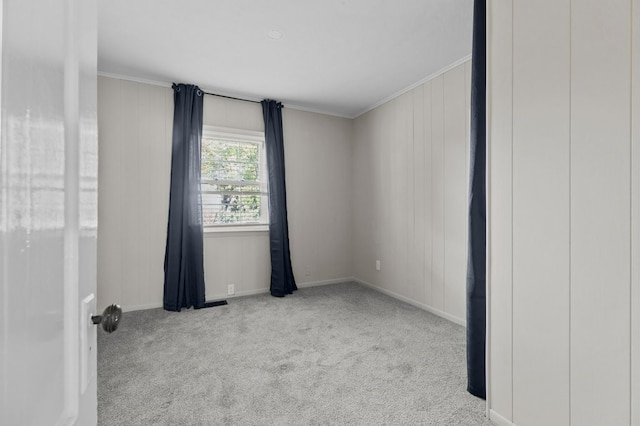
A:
<box><xmin>0</xmin><ymin>0</ymin><xmax>98</xmax><ymax>424</ymax></box>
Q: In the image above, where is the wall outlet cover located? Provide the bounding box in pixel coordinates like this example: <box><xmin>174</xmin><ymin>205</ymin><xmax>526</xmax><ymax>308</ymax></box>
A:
<box><xmin>227</xmin><ymin>284</ymin><xmax>235</xmax><ymax>295</ymax></box>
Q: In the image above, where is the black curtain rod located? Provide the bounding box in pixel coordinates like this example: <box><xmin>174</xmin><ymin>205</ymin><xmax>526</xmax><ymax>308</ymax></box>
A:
<box><xmin>203</xmin><ymin>91</ymin><xmax>261</xmax><ymax>104</ymax></box>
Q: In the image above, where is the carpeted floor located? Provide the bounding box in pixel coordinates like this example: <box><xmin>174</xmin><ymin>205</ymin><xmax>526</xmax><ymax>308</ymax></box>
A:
<box><xmin>98</xmin><ymin>282</ymin><xmax>489</xmax><ymax>425</ymax></box>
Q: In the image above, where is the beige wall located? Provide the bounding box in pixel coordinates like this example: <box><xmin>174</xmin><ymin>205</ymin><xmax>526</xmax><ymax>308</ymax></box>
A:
<box><xmin>97</xmin><ymin>76</ymin><xmax>352</xmax><ymax>310</ymax></box>
<box><xmin>351</xmin><ymin>61</ymin><xmax>471</xmax><ymax>325</ymax></box>
<box><xmin>488</xmin><ymin>1</ymin><xmax>640</xmax><ymax>425</ymax></box>
<box><xmin>97</xmin><ymin>78</ymin><xmax>173</xmax><ymax>312</ymax></box>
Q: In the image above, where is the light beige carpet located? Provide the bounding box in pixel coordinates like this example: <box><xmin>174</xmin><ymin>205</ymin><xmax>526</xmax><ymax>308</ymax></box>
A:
<box><xmin>98</xmin><ymin>282</ymin><xmax>489</xmax><ymax>425</ymax></box>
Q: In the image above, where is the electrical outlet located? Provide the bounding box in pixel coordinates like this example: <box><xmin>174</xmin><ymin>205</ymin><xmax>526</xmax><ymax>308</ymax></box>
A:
<box><xmin>304</xmin><ymin>265</ymin><xmax>311</xmax><ymax>277</ymax></box>
<box><xmin>376</xmin><ymin>260</ymin><xmax>381</xmax><ymax>271</ymax></box>
<box><xmin>227</xmin><ymin>284</ymin><xmax>235</xmax><ymax>296</ymax></box>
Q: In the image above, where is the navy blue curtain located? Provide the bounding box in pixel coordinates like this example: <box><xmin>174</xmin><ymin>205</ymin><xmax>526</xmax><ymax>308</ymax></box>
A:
<box><xmin>163</xmin><ymin>83</ymin><xmax>206</xmax><ymax>311</ymax></box>
<box><xmin>261</xmin><ymin>100</ymin><xmax>297</xmax><ymax>297</ymax></box>
<box><xmin>466</xmin><ymin>0</ymin><xmax>487</xmax><ymax>399</ymax></box>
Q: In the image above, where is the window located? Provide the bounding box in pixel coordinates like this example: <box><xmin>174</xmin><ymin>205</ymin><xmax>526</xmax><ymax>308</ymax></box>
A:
<box><xmin>200</xmin><ymin>126</ymin><xmax>268</xmax><ymax>227</ymax></box>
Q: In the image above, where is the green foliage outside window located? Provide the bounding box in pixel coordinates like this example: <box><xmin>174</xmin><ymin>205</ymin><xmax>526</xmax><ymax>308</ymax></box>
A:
<box><xmin>201</xmin><ymin>138</ymin><xmax>264</xmax><ymax>225</ymax></box>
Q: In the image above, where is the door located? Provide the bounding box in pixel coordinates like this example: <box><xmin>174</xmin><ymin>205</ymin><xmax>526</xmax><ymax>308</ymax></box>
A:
<box><xmin>0</xmin><ymin>0</ymin><xmax>98</xmax><ymax>424</ymax></box>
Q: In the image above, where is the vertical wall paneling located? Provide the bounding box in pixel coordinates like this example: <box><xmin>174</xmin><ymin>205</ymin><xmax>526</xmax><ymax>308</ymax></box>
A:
<box><xmin>488</xmin><ymin>0</ymin><xmax>514</xmax><ymax>420</ymax></box>
<box><xmin>404</xmin><ymin>94</ymin><xmax>415</xmax><ymax>300</ymax></box>
<box><xmin>632</xmin><ymin>1</ymin><xmax>640</xmax><ymax>423</ymax></box>
<box><xmin>443</xmin><ymin>65</ymin><xmax>468</xmax><ymax>320</ymax></box>
<box><xmin>282</xmin><ymin>108</ymin><xmax>353</xmax><ymax>290</ymax></box>
<box><xmin>489</xmin><ymin>1</ymin><xmax>637</xmax><ymax>424</ymax></box>
<box><xmin>97</xmin><ymin>77</ymin><xmax>123</xmax><ymax>308</ymax></box>
<box><xmin>412</xmin><ymin>86</ymin><xmax>427</xmax><ymax>304</ymax></box>
<box><xmin>512</xmin><ymin>0</ymin><xmax>571</xmax><ymax>424</ymax></box>
<box><xmin>430</xmin><ymin>76</ymin><xmax>446</xmax><ymax>312</ymax></box>
<box><xmin>138</xmin><ymin>84</ymin><xmax>167</xmax><ymax>302</ymax></box>
<box><xmin>351</xmin><ymin>63</ymin><xmax>470</xmax><ymax>324</ymax></box>
<box><xmin>98</xmin><ymin>79</ymin><xmax>173</xmax><ymax>310</ymax></box>
<box><xmin>119</xmin><ymin>81</ymin><xmax>141</xmax><ymax>306</ymax></box>
<box><xmin>384</xmin><ymin>102</ymin><xmax>395</xmax><ymax>291</ymax></box>
<box><xmin>391</xmin><ymin>95</ymin><xmax>411</xmax><ymax>297</ymax></box>
<box><xmin>570</xmin><ymin>1</ymin><xmax>632</xmax><ymax>424</ymax></box>
<box><xmin>368</xmin><ymin>108</ymin><xmax>383</xmax><ymax>287</ymax></box>
<box><xmin>352</xmin><ymin>116</ymin><xmax>372</xmax><ymax>283</ymax></box>
<box><xmin>388</xmin><ymin>101</ymin><xmax>399</xmax><ymax>294</ymax></box>
<box><xmin>423</xmin><ymin>82</ymin><xmax>434</xmax><ymax>307</ymax></box>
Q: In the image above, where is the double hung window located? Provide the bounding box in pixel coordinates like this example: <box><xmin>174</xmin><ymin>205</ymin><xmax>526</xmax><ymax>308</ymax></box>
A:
<box><xmin>200</xmin><ymin>127</ymin><xmax>268</xmax><ymax>227</ymax></box>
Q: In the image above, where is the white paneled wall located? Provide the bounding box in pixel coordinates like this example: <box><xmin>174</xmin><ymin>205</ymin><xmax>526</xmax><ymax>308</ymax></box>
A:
<box><xmin>283</xmin><ymin>108</ymin><xmax>353</xmax><ymax>287</ymax></box>
<box><xmin>97</xmin><ymin>77</ymin><xmax>353</xmax><ymax>310</ymax></box>
<box><xmin>352</xmin><ymin>61</ymin><xmax>471</xmax><ymax>325</ymax></box>
<box><xmin>488</xmin><ymin>0</ymin><xmax>513</xmax><ymax>421</ymax></box>
<box><xmin>571</xmin><ymin>2</ymin><xmax>631</xmax><ymax>424</ymax></box>
<box><xmin>512</xmin><ymin>0</ymin><xmax>571</xmax><ymax>424</ymax></box>
<box><xmin>97</xmin><ymin>78</ymin><xmax>173</xmax><ymax>312</ymax></box>
<box><xmin>443</xmin><ymin>65</ymin><xmax>468</xmax><ymax>319</ymax></box>
<box><xmin>488</xmin><ymin>0</ymin><xmax>639</xmax><ymax>424</ymax></box>
<box><xmin>633</xmin><ymin>1</ymin><xmax>640</xmax><ymax>421</ymax></box>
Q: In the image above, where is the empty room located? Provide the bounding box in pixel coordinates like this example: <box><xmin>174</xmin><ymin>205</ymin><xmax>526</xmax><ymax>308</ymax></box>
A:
<box><xmin>1</xmin><ymin>0</ymin><xmax>639</xmax><ymax>425</ymax></box>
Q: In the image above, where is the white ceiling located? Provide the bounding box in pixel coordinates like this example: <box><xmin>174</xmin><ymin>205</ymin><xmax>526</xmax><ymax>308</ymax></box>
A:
<box><xmin>98</xmin><ymin>0</ymin><xmax>473</xmax><ymax>118</ymax></box>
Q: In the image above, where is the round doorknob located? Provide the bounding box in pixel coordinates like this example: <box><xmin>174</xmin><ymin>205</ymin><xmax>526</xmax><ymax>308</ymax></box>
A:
<box><xmin>91</xmin><ymin>304</ymin><xmax>122</xmax><ymax>333</ymax></box>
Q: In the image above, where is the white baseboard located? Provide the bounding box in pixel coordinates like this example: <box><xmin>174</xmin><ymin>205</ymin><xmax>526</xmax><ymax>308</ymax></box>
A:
<box><xmin>199</xmin><ymin>277</ymin><xmax>354</xmax><ymax>304</ymax></box>
<box><xmin>117</xmin><ymin>278</ymin><xmax>351</xmax><ymax>312</ymax></box>
<box><xmin>350</xmin><ymin>277</ymin><xmax>466</xmax><ymax>327</ymax></box>
<box><xmin>121</xmin><ymin>278</ymin><xmax>461</xmax><ymax>319</ymax></box>
<box><xmin>297</xmin><ymin>277</ymin><xmax>351</xmax><ymax>288</ymax></box>
<box><xmin>120</xmin><ymin>302</ymin><xmax>163</xmax><ymax>312</ymax></box>
<box><xmin>489</xmin><ymin>410</ymin><xmax>515</xmax><ymax>426</ymax></box>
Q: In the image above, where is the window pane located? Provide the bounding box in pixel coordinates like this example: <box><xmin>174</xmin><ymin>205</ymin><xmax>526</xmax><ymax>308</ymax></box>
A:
<box><xmin>202</xmin><ymin>139</ymin><xmax>259</xmax><ymax>182</ymax></box>
<box><xmin>201</xmin><ymin>130</ymin><xmax>267</xmax><ymax>226</ymax></box>
<box><xmin>201</xmin><ymin>191</ymin><xmax>264</xmax><ymax>225</ymax></box>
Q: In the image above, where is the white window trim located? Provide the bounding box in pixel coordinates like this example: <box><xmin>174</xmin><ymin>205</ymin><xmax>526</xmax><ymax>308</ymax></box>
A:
<box><xmin>203</xmin><ymin>224</ymin><xmax>269</xmax><ymax>235</ymax></box>
<box><xmin>201</xmin><ymin>125</ymin><xmax>269</xmax><ymax>232</ymax></box>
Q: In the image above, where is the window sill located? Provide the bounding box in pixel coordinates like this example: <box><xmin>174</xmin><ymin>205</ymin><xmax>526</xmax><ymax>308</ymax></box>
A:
<box><xmin>203</xmin><ymin>224</ymin><xmax>269</xmax><ymax>235</ymax></box>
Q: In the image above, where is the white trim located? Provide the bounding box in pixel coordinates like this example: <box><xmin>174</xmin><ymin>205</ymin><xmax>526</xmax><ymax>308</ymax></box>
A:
<box><xmin>120</xmin><ymin>278</ymin><xmax>353</xmax><ymax>312</ymax></box>
<box><xmin>296</xmin><ymin>277</ymin><xmax>351</xmax><ymax>289</ymax></box>
<box><xmin>489</xmin><ymin>409</ymin><xmax>516</xmax><ymax>426</ymax></box>
<box><xmin>98</xmin><ymin>72</ymin><xmax>173</xmax><ymax>90</ymax></box>
<box><xmin>120</xmin><ymin>302</ymin><xmax>163</xmax><ymax>313</ymax></box>
<box><xmin>485</xmin><ymin>0</ymin><xmax>493</xmax><ymax>418</ymax></box>
<box><xmin>119</xmin><ymin>278</ymin><xmax>469</xmax><ymax>328</ymax></box>
<box><xmin>204</xmin><ymin>225</ymin><xmax>269</xmax><ymax>234</ymax></box>
<box><xmin>631</xmin><ymin>0</ymin><xmax>640</xmax><ymax>424</ymax></box>
<box><xmin>351</xmin><ymin>277</ymin><xmax>467</xmax><ymax>327</ymax></box>
<box><xmin>205</xmin><ymin>277</ymin><xmax>351</xmax><ymax>300</ymax></box>
<box><xmin>201</xmin><ymin>125</ymin><xmax>269</xmax><ymax>227</ymax></box>
<box><xmin>353</xmin><ymin>55</ymin><xmax>473</xmax><ymax>118</ymax></box>
<box><xmin>97</xmin><ymin>72</ymin><xmax>354</xmax><ymax>119</ymax></box>
<box><xmin>280</xmin><ymin>103</ymin><xmax>354</xmax><ymax>120</ymax></box>
<box><xmin>119</xmin><ymin>277</ymin><xmax>470</xmax><ymax>327</ymax></box>
<box><xmin>99</xmin><ymin>56</ymin><xmax>474</xmax><ymax>121</ymax></box>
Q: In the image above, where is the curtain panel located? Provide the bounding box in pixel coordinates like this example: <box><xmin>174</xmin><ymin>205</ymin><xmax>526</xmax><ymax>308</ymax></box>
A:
<box><xmin>163</xmin><ymin>83</ymin><xmax>206</xmax><ymax>311</ymax></box>
<box><xmin>261</xmin><ymin>100</ymin><xmax>297</xmax><ymax>297</ymax></box>
<box><xmin>466</xmin><ymin>0</ymin><xmax>487</xmax><ymax>399</ymax></box>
